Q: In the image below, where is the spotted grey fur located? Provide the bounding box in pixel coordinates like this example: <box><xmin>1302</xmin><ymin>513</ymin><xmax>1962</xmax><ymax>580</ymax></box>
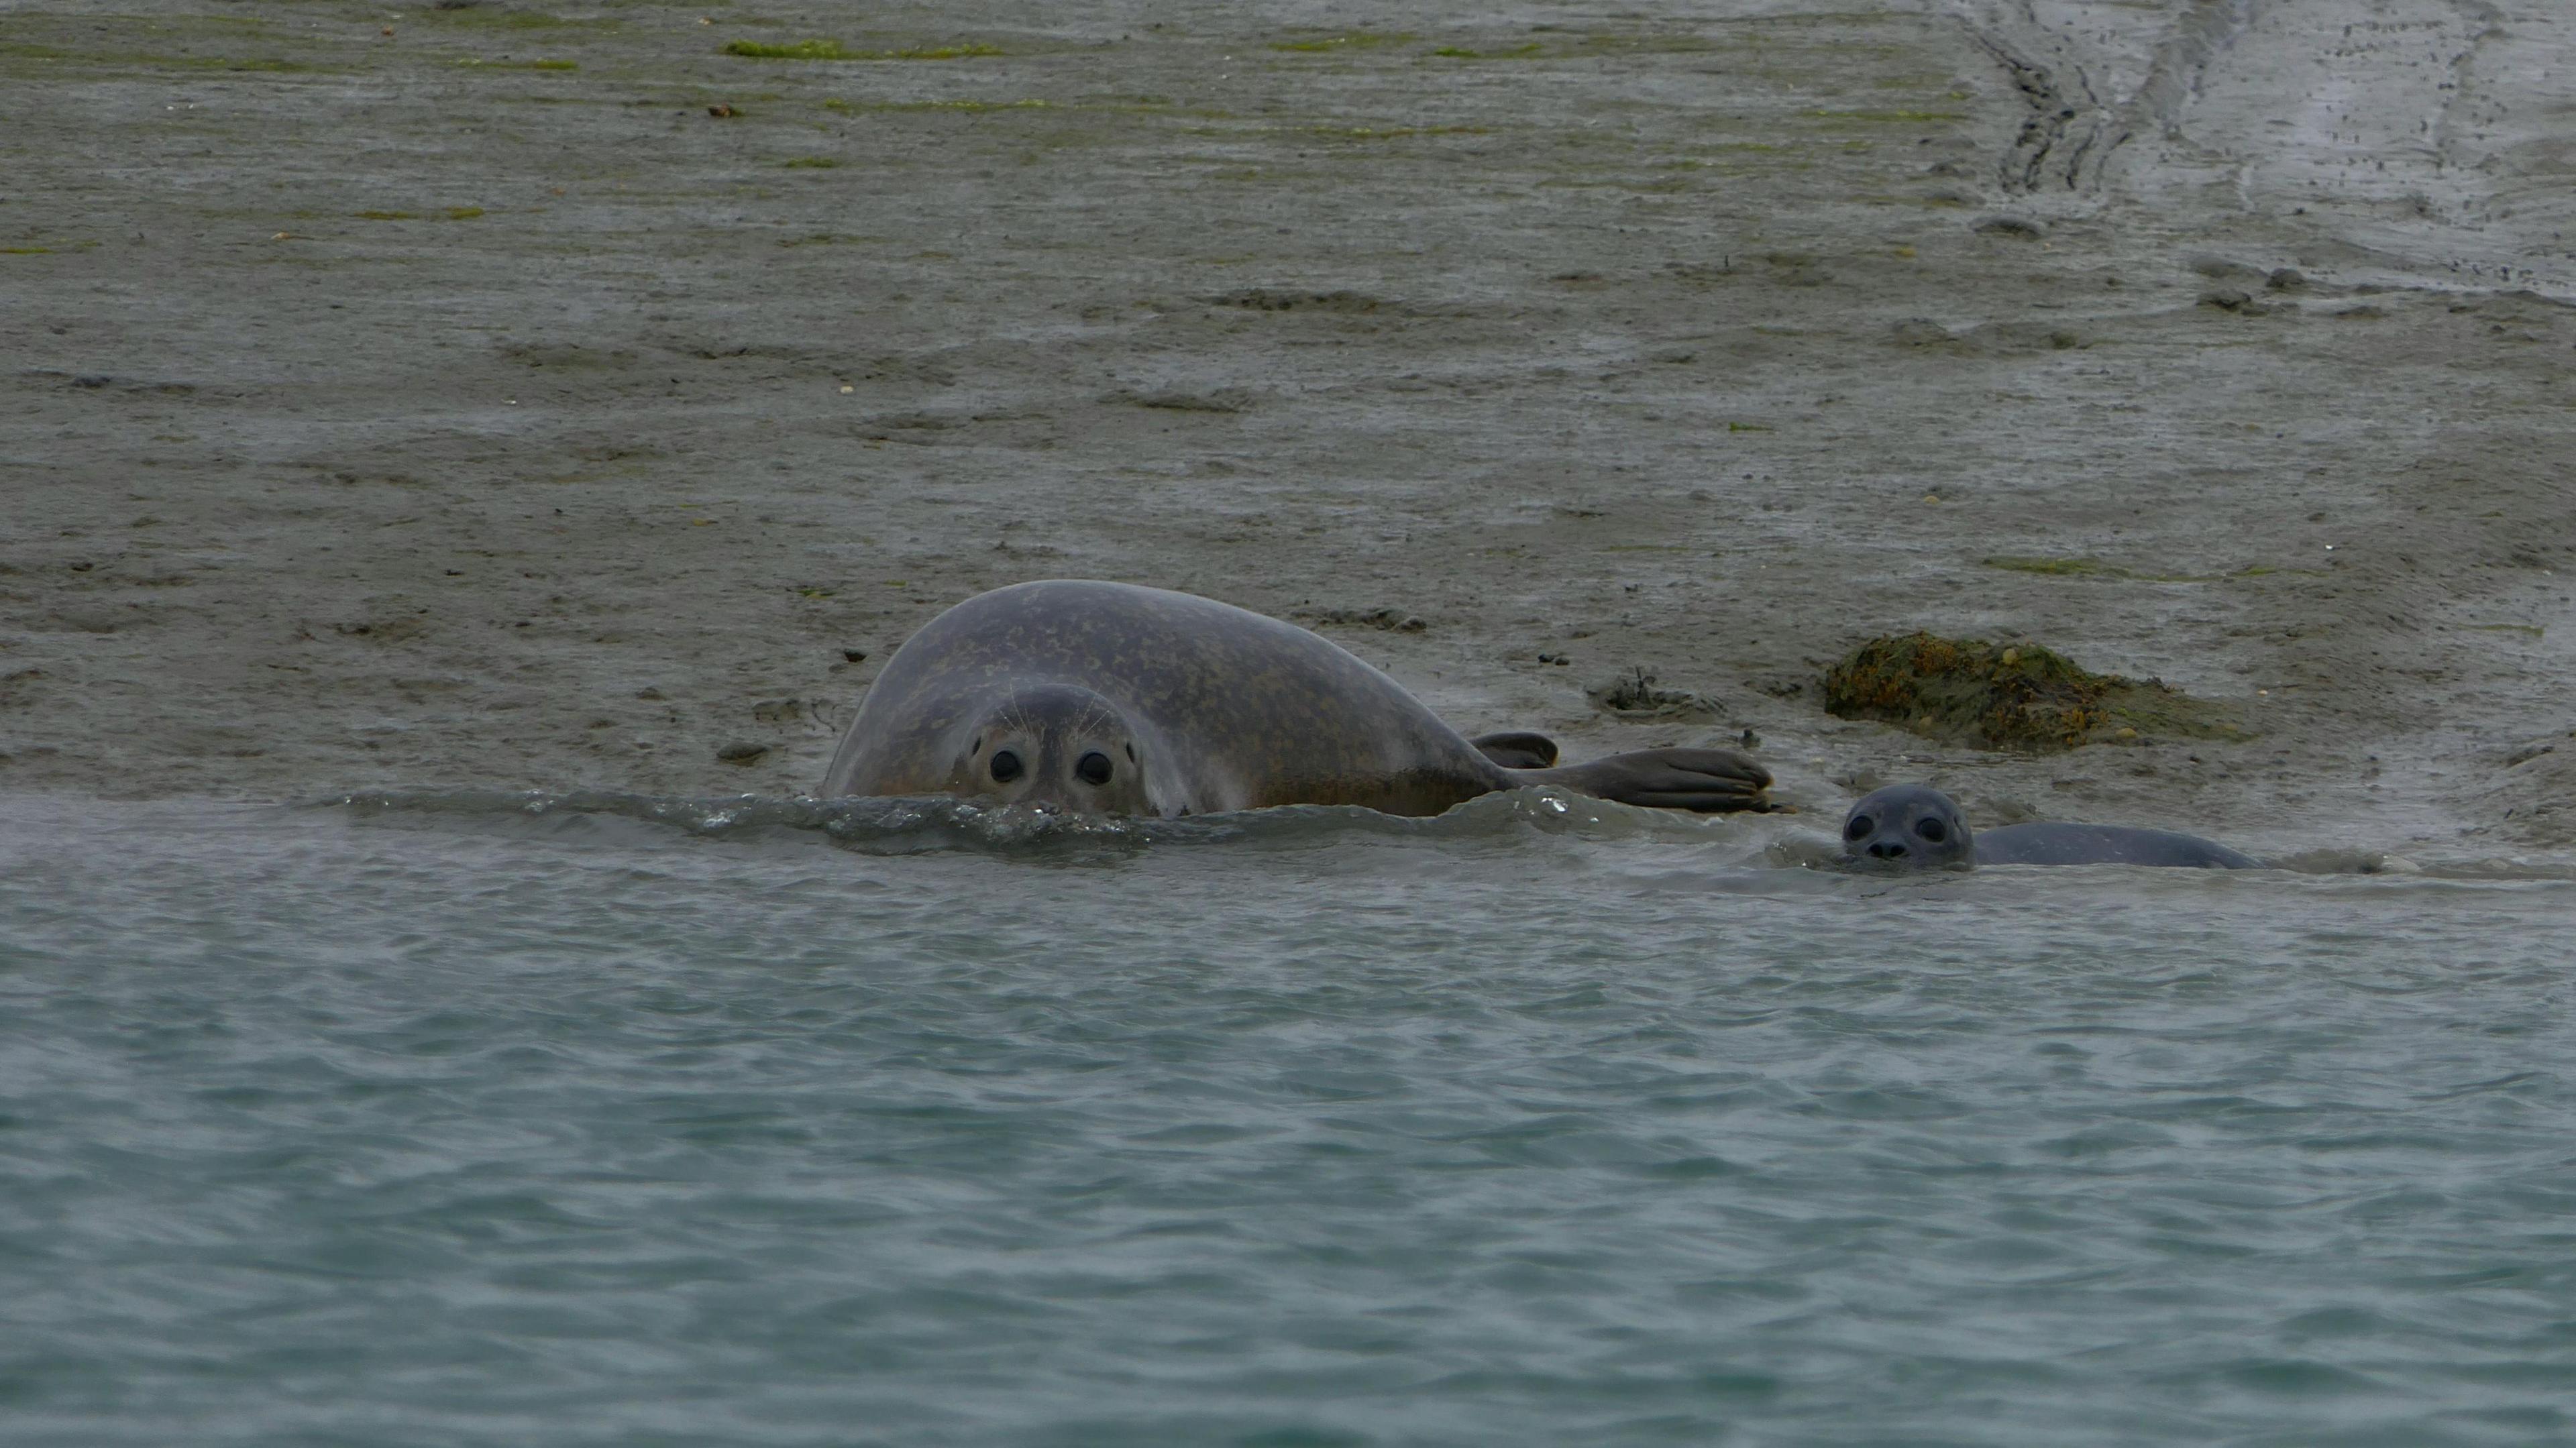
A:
<box><xmin>1839</xmin><ymin>783</ymin><xmax>2259</xmax><ymax>870</ymax></box>
<box><xmin>822</xmin><ymin>580</ymin><xmax>1770</xmax><ymax>818</ymax></box>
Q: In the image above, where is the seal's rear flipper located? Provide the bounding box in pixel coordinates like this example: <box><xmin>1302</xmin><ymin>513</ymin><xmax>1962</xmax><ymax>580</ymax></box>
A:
<box><xmin>1521</xmin><ymin>748</ymin><xmax>1772</xmax><ymax>813</ymax></box>
<box><xmin>1470</xmin><ymin>731</ymin><xmax>1559</xmax><ymax>769</ymax></box>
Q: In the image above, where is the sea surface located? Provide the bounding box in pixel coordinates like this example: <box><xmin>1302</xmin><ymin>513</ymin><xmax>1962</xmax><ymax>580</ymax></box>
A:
<box><xmin>3</xmin><ymin>791</ymin><xmax>2571</xmax><ymax>1447</ymax></box>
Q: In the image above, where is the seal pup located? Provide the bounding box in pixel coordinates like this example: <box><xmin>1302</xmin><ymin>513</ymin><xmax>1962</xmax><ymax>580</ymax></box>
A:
<box><xmin>1840</xmin><ymin>783</ymin><xmax>2259</xmax><ymax>870</ymax></box>
<box><xmin>822</xmin><ymin>580</ymin><xmax>1770</xmax><ymax>817</ymax></box>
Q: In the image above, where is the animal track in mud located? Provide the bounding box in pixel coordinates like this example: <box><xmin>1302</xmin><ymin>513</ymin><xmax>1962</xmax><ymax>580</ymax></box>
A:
<box><xmin>1956</xmin><ymin>0</ymin><xmax>2257</xmax><ymax>195</ymax></box>
<box><xmin>1961</xmin><ymin>22</ymin><xmax>2116</xmax><ymax>194</ymax></box>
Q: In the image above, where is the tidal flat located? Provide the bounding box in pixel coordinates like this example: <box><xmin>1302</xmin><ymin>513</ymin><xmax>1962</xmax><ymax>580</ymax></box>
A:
<box><xmin>3</xmin><ymin>1</ymin><xmax>2571</xmax><ymax>858</ymax></box>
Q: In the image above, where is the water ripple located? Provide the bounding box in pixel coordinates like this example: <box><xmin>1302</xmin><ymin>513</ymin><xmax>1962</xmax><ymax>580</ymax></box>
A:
<box><xmin>0</xmin><ymin>795</ymin><xmax>2569</xmax><ymax>1444</ymax></box>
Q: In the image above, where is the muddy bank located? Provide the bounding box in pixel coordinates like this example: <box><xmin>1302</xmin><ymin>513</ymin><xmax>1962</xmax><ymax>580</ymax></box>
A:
<box><xmin>2</xmin><ymin>1</ymin><xmax>2569</xmax><ymax>857</ymax></box>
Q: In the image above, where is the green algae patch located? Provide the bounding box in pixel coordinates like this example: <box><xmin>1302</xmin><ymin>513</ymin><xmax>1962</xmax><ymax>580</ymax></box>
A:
<box><xmin>724</xmin><ymin>39</ymin><xmax>1002</xmax><ymax>61</ymax></box>
<box><xmin>781</xmin><ymin>156</ymin><xmax>840</xmax><ymax>168</ymax></box>
<box><xmin>1269</xmin><ymin>32</ymin><xmax>1414</xmax><ymax>53</ymax></box>
<box><xmin>726</xmin><ymin>40</ymin><xmax>850</xmax><ymax>59</ymax></box>
<box><xmin>1824</xmin><ymin>632</ymin><xmax>2247</xmax><ymax>750</ymax></box>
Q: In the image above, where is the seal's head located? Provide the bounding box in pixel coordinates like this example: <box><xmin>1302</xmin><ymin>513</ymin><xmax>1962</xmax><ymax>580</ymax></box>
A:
<box><xmin>1841</xmin><ymin>784</ymin><xmax>1974</xmax><ymax>870</ymax></box>
<box><xmin>951</xmin><ymin>683</ymin><xmax>1155</xmax><ymax>814</ymax></box>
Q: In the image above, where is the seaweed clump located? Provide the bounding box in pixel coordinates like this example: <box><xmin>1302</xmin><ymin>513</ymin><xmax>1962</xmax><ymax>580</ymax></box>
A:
<box><xmin>1823</xmin><ymin>632</ymin><xmax>2243</xmax><ymax>750</ymax></box>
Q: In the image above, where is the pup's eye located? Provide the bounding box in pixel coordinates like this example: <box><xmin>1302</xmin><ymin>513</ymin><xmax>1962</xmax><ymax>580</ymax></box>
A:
<box><xmin>1916</xmin><ymin>818</ymin><xmax>1947</xmax><ymax>843</ymax></box>
<box><xmin>990</xmin><ymin>750</ymin><xmax>1024</xmax><ymax>783</ymax></box>
<box><xmin>1845</xmin><ymin>815</ymin><xmax>1873</xmax><ymax>840</ymax></box>
<box><xmin>1075</xmin><ymin>751</ymin><xmax>1113</xmax><ymax>787</ymax></box>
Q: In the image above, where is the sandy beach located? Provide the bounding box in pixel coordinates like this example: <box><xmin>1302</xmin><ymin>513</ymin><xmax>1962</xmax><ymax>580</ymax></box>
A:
<box><xmin>4</xmin><ymin>0</ymin><xmax>2570</xmax><ymax>857</ymax></box>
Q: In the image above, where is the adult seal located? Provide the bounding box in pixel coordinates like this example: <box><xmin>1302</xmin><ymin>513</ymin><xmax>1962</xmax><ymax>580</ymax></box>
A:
<box><xmin>822</xmin><ymin>579</ymin><xmax>1771</xmax><ymax>817</ymax></box>
<box><xmin>1839</xmin><ymin>783</ymin><xmax>2259</xmax><ymax>870</ymax></box>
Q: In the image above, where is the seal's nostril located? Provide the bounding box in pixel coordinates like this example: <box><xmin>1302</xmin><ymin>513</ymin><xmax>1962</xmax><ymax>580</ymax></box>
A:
<box><xmin>1869</xmin><ymin>840</ymin><xmax>1908</xmax><ymax>858</ymax></box>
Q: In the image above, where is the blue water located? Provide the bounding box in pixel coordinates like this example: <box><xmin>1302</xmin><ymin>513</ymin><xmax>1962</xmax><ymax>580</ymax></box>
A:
<box><xmin>4</xmin><ymin>791</ymin><xmax>2571</xmax><ymax>1446</ymax></box>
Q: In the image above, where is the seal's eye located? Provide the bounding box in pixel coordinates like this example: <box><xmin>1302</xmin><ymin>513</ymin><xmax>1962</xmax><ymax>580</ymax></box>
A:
<box><xmin>1075</xmin><ymin>750</ymin><xmax>1113</xmax><ymax>787</ymax></box>
<box><xmin>1845</xmin><ymin>814</ymin><xmax>1874</xmax><ymax>841</ymax></box>
<box><xmin>990</xmin><ymin>749</ymin><xmax>1024</xmax><ymax>783</ymax></box>
<box><xmin>1916</xmin><ymin>817</ymin><xmax>1948</xmax><ymax>843</ymax></box>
